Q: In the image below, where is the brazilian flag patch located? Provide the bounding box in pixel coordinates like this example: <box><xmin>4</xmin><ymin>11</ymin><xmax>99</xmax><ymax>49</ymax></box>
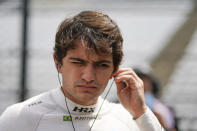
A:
<box><xmin>63</xmin><ymin>115</ymin><xmax>72</xmax><ymax>121</ymax></box>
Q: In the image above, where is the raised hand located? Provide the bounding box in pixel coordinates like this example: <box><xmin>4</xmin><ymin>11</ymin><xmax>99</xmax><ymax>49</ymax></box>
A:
<box><xmin>114</xmin><ymin>68</ymin><xmax>147</xmax><ymax>119</ymax></box>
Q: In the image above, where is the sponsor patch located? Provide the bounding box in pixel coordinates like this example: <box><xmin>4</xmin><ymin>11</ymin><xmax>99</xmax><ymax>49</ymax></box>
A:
<box><xmin>73</xmin><ymin>107</ymin><xmax>95</xmax><ymax>113</ymax></box>
<box><xmin>28</xmin><ymin>101</ymin><xmax>42</xmax><ymax>107</ymax></box>
<box><xmin>74</xmin><ymin>116</ymin><xmax>96</xmax><ymax>120</ymax></box>
<box><xmin>63</xmin><ymin>115</ymin><xmax>72</xmax><ymax>121</ymax></box>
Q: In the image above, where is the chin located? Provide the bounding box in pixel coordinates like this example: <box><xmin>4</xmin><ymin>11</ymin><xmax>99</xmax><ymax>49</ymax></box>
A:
<box><xmin>77</xmin><ymin>93</ymin><xmax>98</xmax><ymax>105</ymax></box>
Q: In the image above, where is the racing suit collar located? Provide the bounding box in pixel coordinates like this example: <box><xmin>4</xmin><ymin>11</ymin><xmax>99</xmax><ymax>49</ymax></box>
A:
<box><xmin>51</xmin><ymin>88</ymin><xmax>104</xmax><ymax>115</ymax></box>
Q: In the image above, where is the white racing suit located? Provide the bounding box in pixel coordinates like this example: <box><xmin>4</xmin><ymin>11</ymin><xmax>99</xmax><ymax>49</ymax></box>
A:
<box><xmin>0</xmin><ymin>88</ymin><xmax>165</xmax><ymax>131</ymax></box>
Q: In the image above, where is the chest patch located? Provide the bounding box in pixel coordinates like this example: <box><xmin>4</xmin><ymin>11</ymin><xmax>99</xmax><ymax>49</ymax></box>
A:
<box><xmin>72</xmin><ymin>107</ymin><xmax>95</xmax><ymax>113</ymax></box>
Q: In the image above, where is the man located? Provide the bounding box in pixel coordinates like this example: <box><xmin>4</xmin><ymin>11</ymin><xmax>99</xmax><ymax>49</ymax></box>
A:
<box><xmin>0</xmin><ymin>11</ymin><xmax>164</xmax><ymax>131</ymax></box>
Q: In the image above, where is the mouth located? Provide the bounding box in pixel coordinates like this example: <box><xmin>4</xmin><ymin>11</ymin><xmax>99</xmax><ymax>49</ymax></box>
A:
<box><xmin>76</xmin><ymin>85</ymin><xmax>97</xmax><ymax>90</ymax></box>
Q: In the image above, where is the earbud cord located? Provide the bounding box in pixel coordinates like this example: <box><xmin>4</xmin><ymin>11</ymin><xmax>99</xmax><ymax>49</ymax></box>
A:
<box><xmin>89</xmin><ymin>79</ymin><xmax>114</xmax><ymax>131</ymax></box>
<box><xmin>57</xmin><ymin>72</ymin><xmax>114</xmax><ymax>131</ymax></box>
<box><xmin>58</xmin><ymin>73</ymin><xmax>76</xmax><ymax>131</ymax></box>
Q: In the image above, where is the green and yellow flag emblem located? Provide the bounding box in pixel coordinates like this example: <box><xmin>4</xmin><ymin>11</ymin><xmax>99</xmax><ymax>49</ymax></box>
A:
<box><xmin>63</xmin><ymin>115</ymin><xmax>72</xmax><ymax>121</ymax></box>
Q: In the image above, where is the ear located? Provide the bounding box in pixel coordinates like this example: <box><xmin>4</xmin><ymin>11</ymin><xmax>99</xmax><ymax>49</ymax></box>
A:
<box><xmin>110</xmin><ymin>71</ymin><xmax>116</xmax><ymax>79</ymax></box>
<box><xmin>53</xmin><ymin>54</ymin><xmax>62</xmax><ymax>73</ymax></box>
<box><xmin>109</xmin><ymin>73</ymin><xmax>114</xmax><ymax>79</ymax></box>
<box><xmin>110</xmin><ymin>66</ymin><xmax>119</xmax><ymax>79</ymax></box>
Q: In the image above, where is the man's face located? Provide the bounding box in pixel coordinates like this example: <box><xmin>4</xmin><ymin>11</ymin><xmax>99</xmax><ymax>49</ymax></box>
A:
<box><xmin>58</xmin><ymin>41</ymin><xmax>114</xmax><ymax>105</ymax></box>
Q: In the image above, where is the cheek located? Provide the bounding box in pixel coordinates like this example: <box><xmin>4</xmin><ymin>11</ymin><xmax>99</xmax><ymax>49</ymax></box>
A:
<box><xmin>61</xmin><ymin>66</ymin><xmax>81</xmax><ymax>81</ymax></box>
<box><xmin>97</xmin><ymin>71</ymin><xmax>113</xmax><ymax>83</ymax></box>
<box><xmin>65</xmin><ymin>69</ymin><xmax>81</xmax><ymax>79</ymax></box>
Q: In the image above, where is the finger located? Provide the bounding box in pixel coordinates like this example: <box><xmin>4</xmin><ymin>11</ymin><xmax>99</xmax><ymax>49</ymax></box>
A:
<box><xmin>115</xmin><ymin>80</ymin><xmax>131</xmax><ymax>100</ymax></box>
<box><xmin>114</xmin><ymin>74</ymin><xmax>132</xmax><ymax>82</ymax></box>
<box><xmin>114</xmin><ymin>75</ymin><xmax>135</xmax><ymax>91</ymax></box>
<box><xmin>115</xmin><ymin>74</ymin><xmax>143</xmax><ymax>90</ymax></box>
<box><xmin>114</xmin><ymin>68</ymin><xmax>140</xmax><ymax>81</ymax></box>
<box><xmin>115</xmin><ymin>80</ymin><xmax>126</xmax><ymax>93</ymax></box>
<box><xmin>115</xmin><ymin>74</ymin><xmax>138</xmax><ymax>85</ymax></box>
<box><xmin>113</xmin><ymin>68</ymin><xmax>131</xmax><ymax>76</ymax></box>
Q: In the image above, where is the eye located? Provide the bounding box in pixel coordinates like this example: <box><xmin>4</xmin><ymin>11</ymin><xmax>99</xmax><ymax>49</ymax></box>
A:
<box><xmin>71</xmin><ymin>61</ymin><xmax>84</xmax><ymax>65</ymax></box>
<box><xmin>98</xmin><ymin>63</ymin><xmax>110</xmax><ymax>68</ymax></box>
<box><xmin>71</xmin><ymin>61</ymin><xmax>81</xmax><ymax>64</ymax></box>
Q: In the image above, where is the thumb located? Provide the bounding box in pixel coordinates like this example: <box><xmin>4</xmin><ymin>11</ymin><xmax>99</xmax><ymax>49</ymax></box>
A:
<box><xmin>115</xmin><ymin>80</ymin><xmax>126</xmax><ymax>97</ymax></box>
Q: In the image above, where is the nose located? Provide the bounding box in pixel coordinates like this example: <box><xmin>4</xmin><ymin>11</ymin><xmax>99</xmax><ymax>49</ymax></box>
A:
<box><xmin>81</xmin><ymin>65</ymin><xmax>96</xmax><ymax>83</ymax></box>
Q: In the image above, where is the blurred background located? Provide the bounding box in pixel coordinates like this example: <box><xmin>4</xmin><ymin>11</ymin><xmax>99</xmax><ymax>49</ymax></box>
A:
<box><xmin>0</xmin><ymin>0</ymin><xmax>197</xmax><ymax>130</ymax></box>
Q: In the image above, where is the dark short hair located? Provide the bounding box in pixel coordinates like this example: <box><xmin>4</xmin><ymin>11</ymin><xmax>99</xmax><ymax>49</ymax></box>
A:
<box><xmin>54</xmin><ymin>11</ymin><xmax>123</xmax><ymax>72</ymax></box>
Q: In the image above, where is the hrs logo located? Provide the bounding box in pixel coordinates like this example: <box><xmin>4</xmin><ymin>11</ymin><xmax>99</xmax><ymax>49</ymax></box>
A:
<box><xmin>73</xmin><ymin>107</ymin><xmax>95</xmax><ymax>113</ymax></box>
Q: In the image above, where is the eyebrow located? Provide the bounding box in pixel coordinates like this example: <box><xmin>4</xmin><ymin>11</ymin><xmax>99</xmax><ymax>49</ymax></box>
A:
<box><xmin>68</xmin><ymin>57</ymin><xmax>112</xmax><ymax>64</ymax></box>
